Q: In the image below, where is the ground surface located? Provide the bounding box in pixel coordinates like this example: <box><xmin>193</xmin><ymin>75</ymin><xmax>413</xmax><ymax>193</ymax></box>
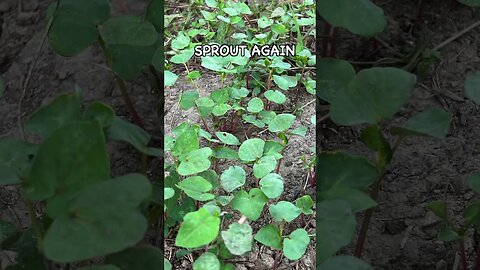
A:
<box><xmin>0</xmin><ymin>0</ymin><xmax>161</xmax><ymax>268</ymax></box>
<box><xmin>320</xmin><ymin>0</ymin><xmax>480</xmax><ymax>269</ymax></box>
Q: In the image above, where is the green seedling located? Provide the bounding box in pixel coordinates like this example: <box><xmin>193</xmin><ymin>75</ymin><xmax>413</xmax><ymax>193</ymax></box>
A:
<box><xmin>318</xmin><ymin>64</ymin><xmax>453</xmax><ymax>268</ymax></box>
<box><xmin>0</xmin><ymin>91</ymin><xmax>163</xmax><ymax>268</ymax></box>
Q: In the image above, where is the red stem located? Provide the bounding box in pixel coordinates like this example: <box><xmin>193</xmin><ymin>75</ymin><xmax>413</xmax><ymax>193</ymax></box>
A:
<box><xmin>273</xmin><ymin>250</ymin><xmax>280</xmax><ymax>270</ymax></box>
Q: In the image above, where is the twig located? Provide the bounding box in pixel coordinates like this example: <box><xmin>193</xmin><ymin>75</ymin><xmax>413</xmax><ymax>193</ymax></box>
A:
<box><xmin>434</xmin><ymin>20</ymin><xmax>480</xmax><ymax>51</ymax></box>
<box><xmin>17</xmin><ymin>1</ymin><xmax>59</xmax><ymax>140</ymax></box>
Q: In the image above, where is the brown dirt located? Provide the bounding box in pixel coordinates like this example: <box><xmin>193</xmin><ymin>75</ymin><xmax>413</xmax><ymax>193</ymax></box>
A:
<box><xmin>320</xmin><ymin>0</ymin><xmax>480</xmax><ymax>269</ymax></box>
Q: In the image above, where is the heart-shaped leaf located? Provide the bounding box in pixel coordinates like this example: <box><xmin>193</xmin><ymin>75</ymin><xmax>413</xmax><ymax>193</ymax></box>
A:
<box><xmin>391</xmin><ymin>108</ymin><xmax>452</xmax><ymax>139</ymax></box>
<box><xmin>221</xmin><ymin>222</ymin><xmax>253</xmax><ymax>255</ymax></box>
<box><xmin>318</xmin><ymin>58</ymin><xmax>355</xmax><ymax>102</ymax></box>
<box><xmin>48</xmin><ymin>0</ymin><xmax>110</xmax><ymax>56</ymax></box>
<box><xmin>269</xmin><ymin>201</ymin><xmax>301</xmax><ymax>222</ymax></box>
<box><xmin>0</xmin><ymin>139</ymin><xmax>37</xmax><ymax>185</ymax></box>
<box><xmin>25</xmin><ymin>122</ymin><xmax>109</xmax><ymax>202</ymax></box>
<box><xmin>259</xmin><ymin>173</ymin><xmax>284</xmax><ymax>199</ymax></box>
<box><xmin>318</xmin><ymin>200</ymin><xmax>356</xmax><ymax>263</ymax></box>
<box><xmin>265</xmin><ymin>90</ymin><xmax>286</xmax><ymax>104</ymax></box>
<box><xmin>253</xmin><ymin>156</ymin><xmax>277</xmax><ymax>178</ymax></box>
<box><xmin>254</xmin><ymin>224</ymin><xmax>282</xmax><ymax>249</ymax></box>
<box><xmin>318</xmin><ymin>0</ymin><xmax>386</xmax><ymax>36</ymax></box>
<box><xmin>192</xmin><ymin>252</ymin><xmax>220</xmax><ymax>270</ymax></box>
<box><xmin>179</xmin><ymin>90</ymin><xmax>200</xmax><ymax>110</ymax></box>
<box><xmin>238</xmin><ymin>138</ymin><xmax>265</xmax><ymax>162</ymax></box>
<box><xmin>221</xmin><ymin>166</ymin><xmax>246</xmax><ymax>192</ymax></box>
<box><xmin>100</xmin><ymin>16</ymin><xmax>157</xmax><ymax>46</ymax></box>
<box><xmin>25</xmin><ymin>93</ymin><xmax>81</xmax><ymax>137</ymax></box>
<box><xmin>176</xmin><ymin>208</ymin><xmax>220</xmax><ymax>248</ymax></box>
<box><xmin>232</xmin><ymin>188</ymin><xmax>268</xmax><ymax>221</ymax></box>
<box><xmin>283</xmin><ymin>229</ymin><xmax>309</xmax><ymax>260</ymax></box>
<box><xmin>43</xmin><ymin>174</ymin><xmax>151</xmax><ymax>262</ymax></box>
<box><xmin>215</xmin><ymin>132</ymin><xmax>241</xmax><ymax>145</ymax></box>
<box><xmin>268</xmin><ymin>114</ymin><xmax>296</xmax><ymax>133</ymax></box>
<box><xmin>178</xmin><ymin>147</ymin><xmax>212</xmax><ymax>175</ymax></box>
<box><xmin>247</xmin><ymin>98</ymin><xmax>264</xmax><ymax>113</ymax></box>
<box><xmin>105</xmin><ymin>44</ymin><xmax>156</xmax><ymax>80</ymax></box>
<box><xmin>330</xmin><ymin>68</ymin><xmax>416</xmax><ymax>125</ymax></box>
<box><xmin>295</xmin><ymin>195</ymin><xmax>314</xmax><ymax>215</ymax></box>
<box><xmin>176</xmin><ymin>176</ymin><xmax>215</xmax><ymax>201</ymax></box>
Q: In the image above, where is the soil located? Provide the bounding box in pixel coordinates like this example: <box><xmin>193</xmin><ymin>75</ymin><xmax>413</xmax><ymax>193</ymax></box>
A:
<box><xmin>320</xmin><ymin>0</ymin><xmax>480</xmax><ymax>269</ymax></box>
<box><xmin>0</xmin><ymin>0</ymin><xmax>162</xmax><ymax>268</ymax></box>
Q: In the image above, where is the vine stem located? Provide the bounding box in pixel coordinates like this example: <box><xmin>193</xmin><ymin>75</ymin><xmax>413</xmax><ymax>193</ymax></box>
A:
<box><xmin>98</xmin><ymin>37</ymin><xmax>144</xmax><ymax>128</ymax></box>
<box><xmin>354</xmin><ymin>136</ymin><xmax>404</xmax><ymax>257</ymax></box>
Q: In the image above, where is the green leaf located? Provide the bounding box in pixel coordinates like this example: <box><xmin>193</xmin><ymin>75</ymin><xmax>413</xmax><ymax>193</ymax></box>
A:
<box><xmin>179</xmin><ymin>90</ymin><xmax>200</xmax><ymax>110</ymax></box>
<box><xmin>247</xmin><ymin>98</ymin><xmax>264</xmax><ymax>113</ymax></box>
<box><xmin>253</xmin><ymin>156</ymin><xmax>277</xmax><ymax>179</ymax></box>
<box><xmin>258</xmin><ymin>16</ymin><xmax>274</xmax><ymax>28</ymax></box>
<box><xmin>283</xmin><ymin>229</ymin><xmax>309</xmax><ymax>260</ymax></box>
<box><xmin>176</xmin><ymin>176</ymin><xmax>215</xmax><ymax>201</ymax></box>
<box><xmin>360</xmin><ymin>125</ymin><xmax>392</xmax><ymax>169</ymax></box>
<box><xmin>238</xmin><ymin>138</ymin><xmax>265</xmax><ymax>162</ymax></box>
<box><xmin>171</xmin><ymin>49</ymin><xmax>194</xmax><ymax>64</ymax></box>
<box><xmin>271</xmin><ymin>24</ymin><xmax>286</xmax><ymax>34</ymax></box>
<box><xmin>107</xmin><ymin>116</ymin><xmax>162</xmax><ymax>156</ymax></box>
<box><xmin>468</xmin><ymin>174</ymin><xmax>480</xmax><ymax>193</ymax></box>
<box><xmin>164</xmin><ymin>188</ymin><xmax>175</xmax><ymax>200</ymax></box>
<box><xmin>83</xmin><ymin>101</ymin><xmax>115</xmax><ymax>127</ymax></box>
<box><xmin>212</xmin><ymin>104</ymin><xmax>232</xmax><ymax>116</ymax></box>
<box><xmin>321</xmin><ymin>187</ymin><xmax>377</xmax><ymax>213</ymax></box>
<box><xmin>438</xmin><ymin>229</ymin><xmax>462</xmax><ymax>242</ymax></box>
<box><xmin>171</xmin><ymin>32</ymin><xmax>191</xmax><ymax>50</ymax></box>
<box><xmin>318</xmin><ymin>0</ymin><xmax>386</xmax><ymax>36</ymax></box>
<box><xmin>165</xmin><ymin>71</ymin><xmax>179</xmax><ymax>87</ymax></box>
<box><xmin>221</xmin><ymin>166</ymin><xmax>246</xmax><ymax>192</ymax></box>
<box><xmin>205</xmin><ymin>0</ymin><xmax>218</xmax><ymax>7</ymax></box>
<box><xmin>215</xmin><ymin>132</ymin><xmax>241</xmax><ymax>146</ymax></box>
<box><xmin>3</xmin><ymin>229</ymin><xmax>47</xmax><ymax>270</ymax></box>
<box><xmin>25</xmin><ymin>93</ymin><xmax>81</xmax><ymax>137</ymax></box>
<box><xmin>242</xmin><ymin>114</ymin><xmax>265</xmax><ymax>128</ymax></box>
<box><xmin>106</xmin><ymin>246</ymin><xmax>163</xmax><ymax>270</ymax></box>
<box><xmin>268</xmin><ymin>114</ymin><xmax>296</xmax><ymax>132</ymax></box>
<box><xmin>178</xmin><ymin>147</ymin><xmax>212</xmax><ymax>175</ymax></box>
<box><xmin>427</xmin><ymin>200</ymin><xmax>447</xmax><ymax>220</ymax></box>
<box><xmin>232</xmin><ymin>188</ymin><xmax>268</xmax><ymax>221</ymax></box>
<box><xmin>273</xmin><ymin>75</ymin><xmax>290</xmax><ymax>90</ymax></box>
<box><xmin>330</xmin><ymin>68</ymin><xmax>416</xmax><ymax>125</ymax></box>
<box><xmin>221</xmin><ymin>222</ymin><xmax>253</xmax><ymax>255</ymax></box>
<box><xmin>264</xmin><ymin>90</ymin><xmax>286</xmax><ymax>104</ymax></box>
<box><xmin>263</xmin><ymin>140</ymin><xmax>284</xmax><ymax>160</ymax></box>
<box><xmin>295</xmin><ymin>195</ymin><xmax>314</xmax><ymax>215</ymax></box>
<box><xmin>211</xmin><ymin>88</ymin><xmax>229</xmax><ymax>104</ymax></box>
<box><xmin>318</xmin><ymin>256</ymin><xmax>374</xmax><ymax>270</ymax></box>
<box><xmin>164</xmin><ymin>258</ymin><xmax>172</xmax><ymax>270</ymax></box>
<box><xmin>0</xmin><ymin>139</ymin><xmax>37</xmax><ymax>185</ymax></box>
<box><xmin>230</xmin><ymin>87</ymin><xmax>249</xmax><ymax>99</ymax></box>
<box><xmin>196</xmin><ymin>97</ymin><xmax>215</xmax><ymax>117</ymax></box>
<box><xmin>43</xmin><ymin>174</ymin><xmax>151</xmax><ymax>262</ymax></box>
<box><xmin>193</xmin><ymin>253</ymin><xmax>221</xmax><ymax>270</ymax></box>
<box><xmin>48</xmin><ymin>0</ymin><xmax>110</xmax><ymax>56</ymax></box>
<box><xmin>199</xmin><ymin>170</ymin><xmax>219</xmax><ymax>189</ymax></box>
<box><xmin>100</xmin><ymin>16</ymin><xmax>157</xmax><ymax>46</ymax></box>
<box><xmin>254</xmin><ymin>225</ymin><xmax>282</xmax><ymax>249</ymax></box>
<box><xmin>172</xmin><ymin>125</ymin><xmax>199</xmax><ymax>157</ymax></box>
<box><xmin>391</xmin><ymin>108</ymin><xmax>452</xmax><ymax>139</ymax></box>
<box><xmin>259</xmin><ymin>173</ymin><xmax>284</xmax><ymax>199</ymax></box>
<box><xmin>464</xmin><ymin>202</ymin><xmax>480</xmax><ymax>229</ymax></box>
<box><xmin>290</xmin><ymin>126</ymin><xmax>307</xmax><ymax>136</ymax></box>
<box><xmin>318</xmin><ymin>200</ymin><xmax>356</xmax><ymax>263</ymax></box>
<box><xmin>25</xmin><ymin>122</ymin><xmax>108</xmax><ymax>202</ymax></box>
<box><xmin>212</xmin><ymin>147</ymin><xmax>238</xmax><ymax>160</ymax></box>
<box><xmin>145</xmin><ymin>0</ymin><xmax>162</xmax><ymax>31</ymax></box>
<box><xmin>269</xmin><ymin>201</ymin><xmax>301</xmax><ymax>222</ymax></box>
<box><xmin>105</xmin><ymin>44</ymin><xmax>156</xmax><ymax>80</ymax></box>
<box><xmin>458</xmin><ymin>0</ymin><xmax>480</xmax><ymax>7</ymax></box>
<box><xmin>176</xmin><ymin>208</ymin><xmax>220</xmax><ymax>248</ymax></box>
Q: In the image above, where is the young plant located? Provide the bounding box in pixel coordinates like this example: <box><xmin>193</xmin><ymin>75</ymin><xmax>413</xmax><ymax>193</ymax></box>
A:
<box><xmin>0</xmin><ymin>91</ymin><xmax>162</xmax><ymax>269</ymax></box>
<box><xmin>318</xmin><ymin>65</ymin><xmax>453</xmax><ymax>268</ymax></box>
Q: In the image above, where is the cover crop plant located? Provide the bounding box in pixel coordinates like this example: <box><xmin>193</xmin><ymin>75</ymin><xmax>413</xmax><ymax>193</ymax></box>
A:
<box><xmin>0</xmin><ymin>91</ymin><xmax>163</xmax><ymax>269</ymax></box>
<box><xmin>164</xmin><ymin>0</ymin><xmax>316</xmax><ymax>268</ymax></box>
